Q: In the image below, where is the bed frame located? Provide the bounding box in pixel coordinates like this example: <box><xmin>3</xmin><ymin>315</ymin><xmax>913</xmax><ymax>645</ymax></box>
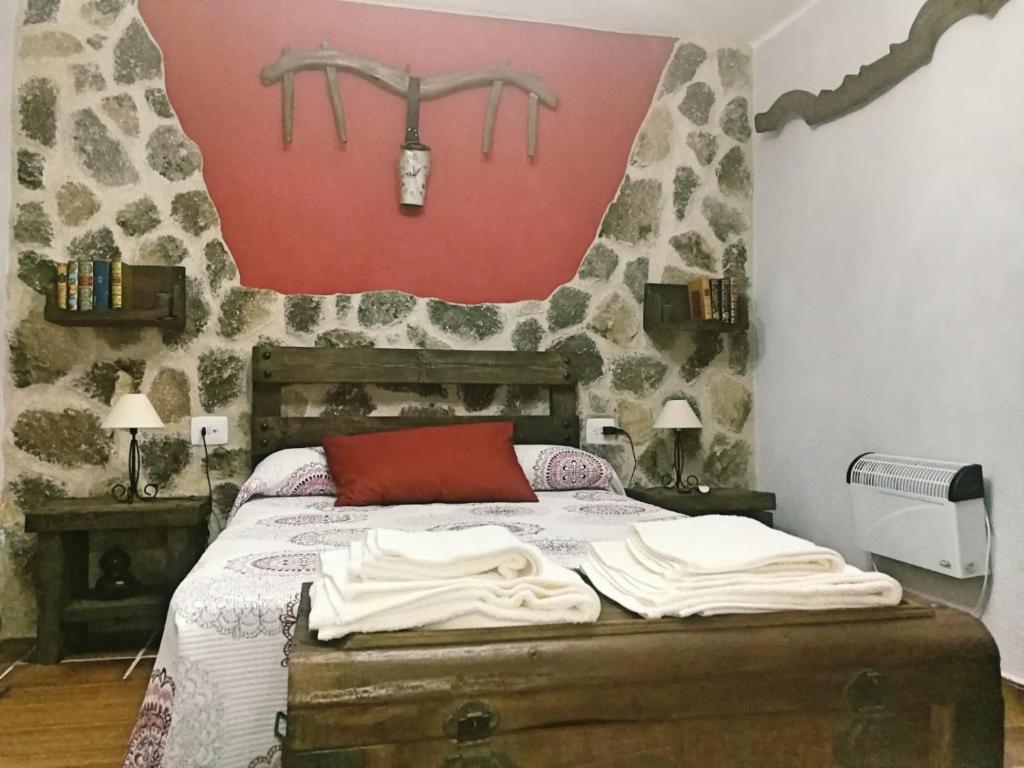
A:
<box><xmin>250</xmin><ymin>346</ymin><xmax>579</xmax><ymax>466</ymax></box>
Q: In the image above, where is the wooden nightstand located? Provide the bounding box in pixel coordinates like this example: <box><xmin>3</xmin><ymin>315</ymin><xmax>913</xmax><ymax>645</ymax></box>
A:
<box><xmin>626</xmin><ymin>487</ymin><xmax>777</xmax><ymax>528</ymax></box>
<box><xmin>24</xmin><ymin>495</ymin><xmax>210</xmax><ymax>664</ymax></box>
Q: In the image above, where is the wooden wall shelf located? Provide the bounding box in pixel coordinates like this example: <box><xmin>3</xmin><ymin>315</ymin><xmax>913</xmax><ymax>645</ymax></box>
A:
<box><xmin>44</xmin><ymin>264</ymin><xmax>186</xmax><ymax>330</ymax></box>
<box><xmin>643</xmin><ymin>283</ymin><xmax>748</xmax><ymax>334</ymax></box>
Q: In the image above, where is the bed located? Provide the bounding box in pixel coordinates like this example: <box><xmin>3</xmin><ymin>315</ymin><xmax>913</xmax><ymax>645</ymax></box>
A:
<box><xmin>122</xmin><ymin>347</ymin><xmax>684</xmax><ymax>768</ymax></box>
<box><xmin>124</xmin><ymin>346</ymin><xmax>1003</xmax><ymax>768</ymax></box>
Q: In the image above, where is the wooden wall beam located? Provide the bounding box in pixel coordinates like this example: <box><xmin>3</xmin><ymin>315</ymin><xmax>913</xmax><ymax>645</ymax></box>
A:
<box><xmin>261</xmin><ymin>49</ymin><xmax>557</xmax><ymax>108</ymax></box>
<box><xmin>755</xmin><ymin>0</ymin><xmax>1013</xmax><ymax>133</ymax></box>
<box><xmin>252</xmin><ymin>347</ymin><xmax>574</xmax><ymax>386</ymax></box>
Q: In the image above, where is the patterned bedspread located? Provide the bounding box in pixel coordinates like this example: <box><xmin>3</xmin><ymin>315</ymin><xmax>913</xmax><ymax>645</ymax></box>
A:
<box><xmin>122</xmin><ymin>490</ymin><xmax>677</xmax><ymax>767</ymax></box>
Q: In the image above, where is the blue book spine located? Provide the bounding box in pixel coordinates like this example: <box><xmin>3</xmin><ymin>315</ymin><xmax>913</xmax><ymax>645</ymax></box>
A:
<box><xmin>93</xmin><ymin>260</ymin><xmax>111</xmax><ymax>310</ymax></box>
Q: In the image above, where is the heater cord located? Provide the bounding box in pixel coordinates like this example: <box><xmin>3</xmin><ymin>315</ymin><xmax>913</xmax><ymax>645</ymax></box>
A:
<box><xmin>972</xmin><ymin>509</ymin><xmax>993</xmax><ymax>619</ymax></box>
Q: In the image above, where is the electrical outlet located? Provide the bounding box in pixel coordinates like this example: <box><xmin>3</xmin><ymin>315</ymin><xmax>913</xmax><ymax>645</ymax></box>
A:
<box><xmin>191</xmin><ymin>416</ymin><xmax>229</xmax><ymax>446</ymax></box>
<box><xmin>585</xmin><ymin>417</ymin><xmax>617</xmax><ymax>445</ymax></box>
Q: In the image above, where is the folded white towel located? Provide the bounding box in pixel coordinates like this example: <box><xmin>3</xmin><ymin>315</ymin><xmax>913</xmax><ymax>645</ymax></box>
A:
<box><xmin>626</xmin><ymin>516</ymin><xmax>845</xmax><ymax>577</ymax></box>
<box><xmin>311</xmin><ymin>548</ymin><xmax>601</xmax><ymax>640</ymax></box>
<box><xmin>348</xmin><ymin>526</ymin><xmax>545</xmax><ymax>582</ymax></box>
<box><xmin>584</xmin><ymin>541</ymin><xmax>902</xmax><ymax>619</ymax></box>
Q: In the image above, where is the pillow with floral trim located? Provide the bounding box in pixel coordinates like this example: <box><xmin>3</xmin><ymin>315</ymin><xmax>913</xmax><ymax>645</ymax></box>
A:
<box><xmin>514</xmin><ymin>445</ymin><xmax>624</xmax><ymax>495</ymax></box>
<box><xmin>226</xmin><ymin>447</ymin><xmax>336</xmax><ymax>523</ymax></box>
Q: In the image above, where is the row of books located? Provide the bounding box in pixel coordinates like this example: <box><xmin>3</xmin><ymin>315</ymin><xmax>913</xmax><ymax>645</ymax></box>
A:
<box><xmin>55</xmin><ymin>260</ymin><xmax>123</xmax><ymax>311</ymax></box>
<box><xmin>688</xmin><ymin>276</ymin><xmax>741</xmax><ymax>323</ymax></box>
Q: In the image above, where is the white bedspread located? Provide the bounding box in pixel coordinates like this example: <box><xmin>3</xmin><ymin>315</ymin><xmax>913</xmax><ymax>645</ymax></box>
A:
<box><xmin>122</xmin><ymin>490</ymin><xmax>676</xmax><ymax>767</ymax></box>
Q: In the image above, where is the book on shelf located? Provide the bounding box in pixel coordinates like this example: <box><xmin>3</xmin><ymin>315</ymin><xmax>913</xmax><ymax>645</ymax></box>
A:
<box><xmin>111</xmin><ymin>259</ymin><xmax>122</xmax><ymax>309</ymax></box>
<box><xmin>729</xmin><ymin>276</ymin><xmax>739</xmax><ymax>324</ymax></box>
<box><xmin>93</xmin><ymin>260</ymin><xmax>111</xmax><ymax>310</ymax></box>
<box><xmin>67</xmin><ymin>261</ymin><xmax>79</xmax><ymax>311</ymax></box>
<box><xmin>687</xmin><ymin>278</ymin><xmax>712</xmax><ymax>320</ymax></box>
<box><xmin>56</xmin><ymin>263</ymin><xmax>67</xmax><ymax>310</ymax></box>
<box><xmin>78</xmin><ymin>260</ymin><xmax>94</xmax><ymax>311</ymax></box>
<box><xmin>687</xmin><ymin>276</ymin><xmax>743</xmax><ymax>324</ymax></box>
<box><xmin>53</xmin><ymin>259</ymin><xmax>128</xmax><ymax>312</ymax></box>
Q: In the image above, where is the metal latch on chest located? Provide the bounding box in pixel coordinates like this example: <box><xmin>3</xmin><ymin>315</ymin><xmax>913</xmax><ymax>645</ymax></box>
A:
<box><xmin>442</xmin><ymin>701</ymin><xmax>518</xmax><ymax>768</ymax></box>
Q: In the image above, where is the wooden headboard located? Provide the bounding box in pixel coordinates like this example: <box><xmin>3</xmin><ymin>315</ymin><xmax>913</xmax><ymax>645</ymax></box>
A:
<box><xmin>250</xmin><ymin>346</ymin><xmax>579</xmax><ymax>466</ymax></box>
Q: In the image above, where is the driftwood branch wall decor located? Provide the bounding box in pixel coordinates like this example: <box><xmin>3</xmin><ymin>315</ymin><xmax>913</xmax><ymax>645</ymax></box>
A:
<box><xmin>755</xmin><ymin>0</ymin><xmax>1013</xmax><ymax>133</ymax></box>
<box><xmin>260</xmin><ymin>44</ymin><xmax>558</xmax><ymax>206</ymax></box>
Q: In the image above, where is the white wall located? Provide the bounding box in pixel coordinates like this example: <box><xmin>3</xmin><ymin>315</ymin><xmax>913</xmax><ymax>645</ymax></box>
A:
<box><xmin>754</xmin><ymin>0</ymin><xmax>1024</xmax><ymax>681</ymax></box>
<box><xmin>351</xmin><ymin>0</ymin><xmax>811</xmax><ymax>42</ymax></box>
<box><xmin>1</xmin><ymin>1</ymin><xmax>17</xmax><ymax>490</ymax></box>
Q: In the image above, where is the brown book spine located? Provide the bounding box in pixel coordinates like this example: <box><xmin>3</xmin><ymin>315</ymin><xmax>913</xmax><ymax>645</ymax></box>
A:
<box><xmin>687</xmin><ymin>279</ymin><xmax>704</xmax><ymax>320</ymax></box>
<box><xmin>56</xmin><ymin>263</ymin><xmax>67</xmax><ymax>310</ymax></box>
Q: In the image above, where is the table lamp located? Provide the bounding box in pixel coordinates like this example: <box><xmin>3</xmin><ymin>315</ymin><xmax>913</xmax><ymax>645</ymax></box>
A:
<box><xmin>102</xmin><ymin>393</ymin><xmax>165</xmax><ymax>503</ymax></box>
<box><xmin>653</xmin><ymin>399</ymin><xmax>703</xmax><ymax>493</ymax></box>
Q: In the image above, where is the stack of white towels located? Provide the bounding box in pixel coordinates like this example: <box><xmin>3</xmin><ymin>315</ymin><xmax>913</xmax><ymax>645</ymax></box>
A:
<box><xmin>583</xmin><ymin>516</ymin><xmax>902</xmax><ymax>618</ymax></box>
<box><xmin>310</xmin><ymin>525</ymin><xmax>601</xmax><ymax>639</ymax></box>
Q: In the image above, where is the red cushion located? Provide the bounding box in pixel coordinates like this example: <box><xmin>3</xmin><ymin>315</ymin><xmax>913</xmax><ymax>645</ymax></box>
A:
<box><xmin>323</xmin><ymin>422</ymin><xmax>539</xmax><ymax>506</ymax></box>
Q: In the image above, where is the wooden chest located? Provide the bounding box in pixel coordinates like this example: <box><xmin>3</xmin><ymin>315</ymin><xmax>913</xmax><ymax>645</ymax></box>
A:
<box><xmin>283</xmin><ymin>585</ymin><xmax>1002</xmax><ymax>767</ymax></box>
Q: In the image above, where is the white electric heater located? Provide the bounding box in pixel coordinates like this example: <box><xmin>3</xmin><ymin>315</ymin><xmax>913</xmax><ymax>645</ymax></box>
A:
<box><xmin>847</xmin><ymin>453</ymin><xmax>988</xmax><ymax>579</ymax></box>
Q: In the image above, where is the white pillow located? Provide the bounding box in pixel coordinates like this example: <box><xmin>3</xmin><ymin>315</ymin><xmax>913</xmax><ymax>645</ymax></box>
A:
<box><xmin>227</xmin><ymin>447</ymin><xmax>336</xmax><ymax>522</ymax></box>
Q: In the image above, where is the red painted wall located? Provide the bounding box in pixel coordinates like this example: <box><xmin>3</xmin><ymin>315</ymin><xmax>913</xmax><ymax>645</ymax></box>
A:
<box><xmin>140</xmin><ymin>1</ymin><xmax>673</xmax><ymax>302</ymax></box>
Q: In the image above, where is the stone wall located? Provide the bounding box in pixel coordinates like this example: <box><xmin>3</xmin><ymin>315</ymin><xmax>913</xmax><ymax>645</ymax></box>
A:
<box><xmin>0</xmin><ymin>0</ymin><xmax>754</xmax><ymax>638</ymax></box>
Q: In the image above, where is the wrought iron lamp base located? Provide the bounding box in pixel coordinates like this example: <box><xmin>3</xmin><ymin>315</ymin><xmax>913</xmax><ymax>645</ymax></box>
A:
<box><xmin>668</xmin><ymin>429</ymin><xmax>703</xmax><ymax>494</ymax></box>
<box><xmin>111</xmin><ymin>427</ymin><xmax>159</xmax><ymax>504</ymax></box>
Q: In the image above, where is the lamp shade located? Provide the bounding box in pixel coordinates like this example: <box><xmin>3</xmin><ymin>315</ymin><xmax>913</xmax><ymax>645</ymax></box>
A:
<box><xmin>102</xmin><ymin>393</ymin><xmax>165</xmax><ymax>430</ymax></box>
<box><xmin>654</xmin><ymin>400</ymin><xmax>702</xmax><ymax>430</ymax></box>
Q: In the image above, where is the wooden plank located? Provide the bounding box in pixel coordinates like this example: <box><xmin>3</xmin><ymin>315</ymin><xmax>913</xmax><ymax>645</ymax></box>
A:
<box><xmin>548</xmin><ymin>385</ymin><xmax>578</xmax><ymax>441</ymax></box>
<box><xmin>625</xmin><ymin>487</ymin><xmax>776</xmax><ymax>514</ymax></box>
<box><xmin>334</xmin><ymin>600</ymin><xmax>934</xmax><ymax>651</ymax></box>
<box><xmin>61</xmin><ymin>594</ymin><xmax>167</xmax><ymax>625</ymax></box>
<box><xmin>282</xmin><ymin>46</ymin><xmax>295</xmax><ymax>144</ymax></box>
<box><xmin>252</xmin><ymin>414</ymin><xmax>577</xmax><ymax>461</ymax></box>
<box><xmin>481</xmin><ymin>78</ymin><xmax>503</xmax><ymax>154</ymax></box>
<box><xmin>527</xmin><ymin>91</ymin><xmax>539</xmax><ymax>157</ymax></box>
<box><xmin>25</xmin><ymin>496</ymin><xmax>209</xmax><ymax>533</ymax></box>
<box><xmin>261</xmin><ymin>51</ymin><xmax>558</xmax><ymax>108</ymax></box>
<box><xmin>0</xmin><ymin>658</ymin><xmax>152</xmax><ymax>768</ymax></box>
<box><xmin>322</xmin><ymin>41</ymin><xmax>348</xmax><ymax>143</ymax></box>
<box><xmin>252</xmin><ymin>347</ymin><xmax>574</xmax><ymax>386</ymax></box>
<box><xmin>165</xmin><ymin>527</ymin><xmax>193</xmax><ymax>589</ymax></box>
<box><xmin>930</xmin><ymin>703</ymin><xmax>957</xmax><ymax>768</ymax></box>
<box><xmin>754</xmin><ymin>0</ymin><xmax>1012</xmax><ymax>133</ymax></box>
<box><xmin>34</xmin><ymin>533</ymin><xmax>66</xmax><ymax>664</ymax></box>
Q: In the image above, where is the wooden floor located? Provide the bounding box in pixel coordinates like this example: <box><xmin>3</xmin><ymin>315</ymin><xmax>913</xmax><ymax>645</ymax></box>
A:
<box><xmin>1</xmin><ymin>648</ymin><xmax>1022</xmax><ymax>767</ymax></box>
<box><xmin>0</xmin><ymin>650</ymin><xmax>153</xmax><ymax>768</ymax></box>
